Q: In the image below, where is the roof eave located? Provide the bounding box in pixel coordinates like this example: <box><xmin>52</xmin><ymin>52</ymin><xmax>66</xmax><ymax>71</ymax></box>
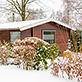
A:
<box><xmin>0</xmin><ymin>27</ymin><xmax>20</xmax><ymax>31</ymax></box>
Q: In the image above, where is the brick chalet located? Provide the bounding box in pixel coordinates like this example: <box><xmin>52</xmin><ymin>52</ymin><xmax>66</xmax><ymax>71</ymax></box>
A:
<box><xmin>0</xmin><ymin>18</ymin><xmax>75</xmax><ymax>53</ymax></box>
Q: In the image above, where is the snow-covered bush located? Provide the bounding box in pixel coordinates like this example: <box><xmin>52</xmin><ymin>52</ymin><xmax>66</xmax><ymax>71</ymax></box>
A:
<box><xmin>12</xmin><ymin>45</ymin><xmax>35</xmax><ymax>69</ymax></box>
<box><xmin>0</xmin><ymin>46</ymin><xmax>11</xmax><ymax>65</ymax></box>
<box><xmin>12</xmin><ymin>37</ymin><xmax>49</xmax><ymax>70</ymax></box>
<box><xmin>0</xmin><ymin>37</ymin><xmax>61</xmax><ymax>70</ymax></box>
<box><xmin>12</xmin><ymin>37</ymin><xmax>61</xmax><ymax>70</ymax></box>
<box><xmin>0</xmin><ymin>41</ymin><xmax>12</xmax><ymax>65</ymax></box>
<box><xmin>35</xmin><ymin>41</ymin><xmax>61</xmax><ymax>70</ymax></box>
<box><xmin>0</xmin><ymin>40</ymin><xmax>12</xmax><ymax>51</ymax></box>
<box><xmin>51</xmin><ymin>52</ymin><xmax>82</xmax><ymax>82</ymax></box>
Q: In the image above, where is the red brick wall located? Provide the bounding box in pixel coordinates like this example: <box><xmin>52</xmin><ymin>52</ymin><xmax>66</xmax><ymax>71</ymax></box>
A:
<box><xmin>0</xmin><ymin>30</ymin><xmax>10</xmax><ymax>42</ymax></box>
<box><xmin>21</xmin><ymin>29</ymin><xmax>31</xmax><ymax>39</ymax></box>
<box><xmin>33</xmin><ymin>22</ymin><xmax>70</xmax><ymax>53</ymax></box>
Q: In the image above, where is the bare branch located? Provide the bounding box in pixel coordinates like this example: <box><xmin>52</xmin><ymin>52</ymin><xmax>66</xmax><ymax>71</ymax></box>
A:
<box><xmin>69</xmin><ymin>3</ymin><xmax>80</xmax><ymax>14</ymax></box>
<box><xmin>6</xmin><ymin>0</ymin><xmax>22</xmax><ymax>16</ymax></box>
<box><xmin>28</xmin><ymin>0</ymin><xmax>36</xmax><ymax>4</ymax></box>
<box><xmin>25</xmin><ymin>13</ymin><xmax>31</xmax><ymax>20</ymax></box>
<box><xmin>16</xmin><ymin>0</ymin><xmax>22</xmax><ymax>11</ymax></box>
<box><xmin>24</xmin><ymin>0</ymin><xmax>29</xmax><ymax>6</ymax></box>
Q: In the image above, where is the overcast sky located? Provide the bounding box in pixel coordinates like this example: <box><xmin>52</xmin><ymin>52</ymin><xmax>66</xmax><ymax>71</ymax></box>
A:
<box><xmin>30</xmin><ymin>0</ymin><xmax>63</xmax><ymax>11</ymax></box>
<box><xmin>0</xmin><ymin>0</ymin><xmax>63</xmax><ymax>11</ymax></box>
<box><xmin>29</xmin><ymin>0</ymin><xmax>63</xmax><ymax>17</ymax></box>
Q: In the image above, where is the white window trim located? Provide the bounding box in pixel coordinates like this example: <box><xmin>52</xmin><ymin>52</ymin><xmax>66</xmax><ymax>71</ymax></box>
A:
<box><xmin>42</xmin><ymin>30</ymin><xmax>56</xmax><ymax>44</ymax></box>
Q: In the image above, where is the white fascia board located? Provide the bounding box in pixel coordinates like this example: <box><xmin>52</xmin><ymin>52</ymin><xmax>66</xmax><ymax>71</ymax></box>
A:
<box><xmin>52</xmin><ymin>19</ymin><xmax>76</xmax><ymax>30</ymax></box>
<box><xmin>19</xmin><ymin>18</ymin><xmax>51</xmax><ymax>31</ymax></box>
<box><xmin>20</xmin><ymin>18</ymin><xmax>76</xmax><ymax>31</ymax></box>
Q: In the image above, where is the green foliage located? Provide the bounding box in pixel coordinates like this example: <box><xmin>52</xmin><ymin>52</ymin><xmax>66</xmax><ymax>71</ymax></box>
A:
<box><xmin>0</xmin><ymin>40</ymin><xmax>12</xmax><ymax>51</ymax></box>
<box><xmin>71</xmin><ymin>30</ymin><xmax>82</xmax><ymax>52</ymax></box>
<box><xmin>3</xmin><ymin>40</ymin><xmax>12</xmax><ymax>51</ymax></box>
<box><xmin>0</xmin><ymin>40</ymin><xmax>12</xmax><ymax>58</ymax></box>
<box><xmin>0</xmin><ymin>41</ymin><xmax>12</xmax><ymax>65</ymax></box>
<box><xmin>0</xmin><ymin>41</ymin><xmax>3</xmax><ymax>46</ymax></box>
<box><xmin>33</xmin><ymin>41</ymin><xmax>61</xmax><ymax>70</ymax></box>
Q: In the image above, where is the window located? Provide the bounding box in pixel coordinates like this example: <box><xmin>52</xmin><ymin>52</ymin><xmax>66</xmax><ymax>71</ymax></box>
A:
<box><xmin>10</xmin><ymin>32</ymin><xmax>20</xmax><ymax>43</ymax></box>
<box><xmin>42</xmin><ymin>30</ymin><xmax>55</xmax><ymax>44</ymax></box>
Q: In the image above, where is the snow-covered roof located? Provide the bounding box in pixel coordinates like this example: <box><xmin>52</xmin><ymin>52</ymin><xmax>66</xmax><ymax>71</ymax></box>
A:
<box><xmin>0</xmin><ymin>18</ymin><xmax>76</xmax><ymax>31</ymax></box>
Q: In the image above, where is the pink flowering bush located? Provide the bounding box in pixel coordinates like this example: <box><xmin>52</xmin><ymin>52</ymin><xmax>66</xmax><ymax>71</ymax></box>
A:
<box><xmin>51</xmin><ymin>52</ymin><xmax>82</xmax><ymax>82</ymax></box>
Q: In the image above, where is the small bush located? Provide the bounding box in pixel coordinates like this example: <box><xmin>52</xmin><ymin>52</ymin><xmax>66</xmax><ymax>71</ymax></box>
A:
<box><xmin>34</xmin><ymin>41</ymin><xmax>61</xmax><ymax>70</ymax></box>
<box><xmin>0</xmin><ymin>41</ymin><xmax>12</xmax><ymax>65</ymax></box>
<box><xmin>51</xmin><ymin>52</ymin><xmax>82</xmax><ymax>82</ymax></box>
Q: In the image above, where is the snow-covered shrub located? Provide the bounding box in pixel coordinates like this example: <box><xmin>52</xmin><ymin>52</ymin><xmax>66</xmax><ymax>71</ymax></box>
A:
<box><xmin>35</xmin><ymin>41</ymin><xmax>61</xmax><ymax>70</ymax></box>
<box><xmin>12</xmin><ymin>45</ymin><xmax>35</xmax><ymax>69</ymax></box>
<box><xmin>0</xmin><ymin>41</ymin><xmax>12</xmax><ymax>65</ymax></box>
<box><xmin>51</xmin><ymin>52</ymin><xmax>82</xmax><ymax>82</ymax></box>
<box><xmin>0</xmin><ymin>46</ymin><xmax>11</xmax><ymax>65</ymax></box>
<box><xmin>0</xmin><ymin>40</ymin><xmax>12</xmax><ymax>51</ymax></box>
<box><xmin>12</xmin><ymin>37</ymin><xmax>50</xmax><ymax>70</ymax></box>
<box><xmin>12</xmin><ymin>37</ymin><xmax>61</xmax><ymax>70</ymax></box>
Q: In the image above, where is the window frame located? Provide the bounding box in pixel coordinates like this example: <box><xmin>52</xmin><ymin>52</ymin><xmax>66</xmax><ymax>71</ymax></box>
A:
<box><xmin>42</xmin><ymin>30</ymin><xmax>56</xmax><ymax>44</ymax></box>
<box><xmin>10</xmin><ymin>31</ymin><xmax>21</xmax><ymax>43</ymax></box>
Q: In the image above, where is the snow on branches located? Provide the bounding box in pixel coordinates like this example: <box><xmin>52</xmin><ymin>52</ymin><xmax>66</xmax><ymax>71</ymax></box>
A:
<box><xmin>0</xmin><ymin>37</ymin><xmax>61</xmax><ymax>70</ymax></box>
<box><xmin>0</xmin><ymin>46</ymin><xmax>11</xmax><ymax>65</ymax></box>
<box><xmin>51</xmin><ymin>52</ymin><xmax>82</xmax><ymax>82</ymax></box>
<box><xmin>12</xmin><ymin>37</ymin><xmax>50</xmax><ymax>70</ymax></box>
<box><xmin>12</xmin><ymin>37</ymin><xmax>61</xmax><ymax>70</ymax></box>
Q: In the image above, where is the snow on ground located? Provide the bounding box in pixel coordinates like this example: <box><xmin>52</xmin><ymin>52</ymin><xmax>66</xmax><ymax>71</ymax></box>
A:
<box><xmin>0</xmin><ymin>65</ymin><xmax>77</xmax><ymax>82</ymax></box>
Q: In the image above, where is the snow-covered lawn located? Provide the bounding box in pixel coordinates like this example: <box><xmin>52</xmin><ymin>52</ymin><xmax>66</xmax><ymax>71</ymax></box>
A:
<box><xmin>0</xmin><ymin>65</ymin><xmax>77</xmax><ymax>82</ymax></box>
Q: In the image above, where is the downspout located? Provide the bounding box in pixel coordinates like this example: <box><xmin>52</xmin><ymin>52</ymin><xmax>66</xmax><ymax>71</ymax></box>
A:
<box><xmin>31</xmin><ymin>28</ymin><xmax>33</xmax><ymax>37</ymax></box>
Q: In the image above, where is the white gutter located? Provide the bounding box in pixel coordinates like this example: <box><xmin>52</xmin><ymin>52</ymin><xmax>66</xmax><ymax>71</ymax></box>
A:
<box><xmin>0</xmin><ymin>27</ymin><xmax>19</xmax><ymax>30</ymax></box>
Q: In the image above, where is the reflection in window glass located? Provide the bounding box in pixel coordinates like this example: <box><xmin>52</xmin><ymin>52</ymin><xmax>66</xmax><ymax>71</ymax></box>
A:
<box><xmin>10</xmin><ymin>32</ymin><xmax>20</xmax><ymax>43</ymax></box>
<box><xmin>42</xmin><ymin>30</ymin><xmax>55</xmax><ymax>44</ymax></box>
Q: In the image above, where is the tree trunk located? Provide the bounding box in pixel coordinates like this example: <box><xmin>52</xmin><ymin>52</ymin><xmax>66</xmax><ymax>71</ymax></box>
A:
<box><xmin>22</xmin><ymin>0</ymin><xmax>26</xmax><ymax>21</ymax></box>
<box><xmin>22</xmin><ymin>16</ymin><xmax>25</xmax><ymax>21</ymax></box>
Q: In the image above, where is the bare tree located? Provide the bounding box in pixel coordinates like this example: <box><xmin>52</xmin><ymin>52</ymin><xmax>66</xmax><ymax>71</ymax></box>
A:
<box><xmin>0</xmin><ymin>0</ymin><xmax>36</xmax><ymax>21</ymax></box>
<box><xmin>50</xmin><ymin>0</ymin><xmax>82</xmax><ymax>30</ymax></box>
<box><xmin>50</xmin><ymin>9</ymin><xmax>69</xmax><ymax>25</ymax></box>
<box><xmin>29</xmin><ymin>8</ymin><xmax>47</xmax><ymax>20</ymax></box>
<box><xmin>15</xmin><ymin>8</ymin><xmax>47</xmax><ymax>21</ymax></box>
<box><xmin>63</xmin><ymin>0</ymin><xmax>82</xmax><ymax>28</ymax></box>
